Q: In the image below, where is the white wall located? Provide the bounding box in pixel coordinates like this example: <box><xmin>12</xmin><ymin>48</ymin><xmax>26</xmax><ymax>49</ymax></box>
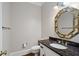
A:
<box><xmin>0</xmin><ymin>3</ymin><xmax>2</xmax><ymax>50</ymax></box>
<box><xmin>41</xmin><ymin>2</ymin><xmax>79</xmax><ymax>43</ymax></box>
<box><xmin>41</xmin><ymin>2</ymin><xmax>57</xmax><ymax>38</ymax></box>
<box><xmin>10</xmin><ymin>2</ymin><xmax>41</xmax><ymax>52</ymax></box>
<box><xmin>2</xmin><ymin>2</ymin><xmax>11</xmax><ymax>53</ymax></box>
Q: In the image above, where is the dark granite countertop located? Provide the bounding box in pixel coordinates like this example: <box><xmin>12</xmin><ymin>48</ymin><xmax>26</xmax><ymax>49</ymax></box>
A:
<box><xmin>38</xmin><ymin>38</ymin><xmax>79</xmax><ymax>56</ymax></box>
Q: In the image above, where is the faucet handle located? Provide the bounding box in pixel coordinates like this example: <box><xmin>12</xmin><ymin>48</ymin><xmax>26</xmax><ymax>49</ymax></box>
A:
<box><xmin>57</xmin><ymin>40</ymin><xmax>61</xmax><ymax>43</ymax></box>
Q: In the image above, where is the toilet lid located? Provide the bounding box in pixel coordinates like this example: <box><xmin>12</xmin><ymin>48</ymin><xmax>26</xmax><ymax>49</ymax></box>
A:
<box><xmin>31</xmin><ymin>46</ymin><xmax>40</xmax><ymax>50</ymax></box>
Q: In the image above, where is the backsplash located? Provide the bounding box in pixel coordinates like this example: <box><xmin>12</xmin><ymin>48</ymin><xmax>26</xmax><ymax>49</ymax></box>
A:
<box><xmin>49</xmin><ymin>37</ymin><xmax>79</xmax><ymax>47</ymax></box>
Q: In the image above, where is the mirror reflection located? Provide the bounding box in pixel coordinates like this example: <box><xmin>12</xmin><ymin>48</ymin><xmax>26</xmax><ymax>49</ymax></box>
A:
<box><xmin>58</xmin><ymin>11</ymin><xmax>73</xmax><ymax>35</ymax></box>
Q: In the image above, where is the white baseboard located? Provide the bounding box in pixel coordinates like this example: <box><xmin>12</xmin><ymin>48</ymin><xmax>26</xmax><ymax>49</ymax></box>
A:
<box><xmin>9</xmin><ymin>49</ymin><xmax>31</xmax><ymax>56</ymax></box>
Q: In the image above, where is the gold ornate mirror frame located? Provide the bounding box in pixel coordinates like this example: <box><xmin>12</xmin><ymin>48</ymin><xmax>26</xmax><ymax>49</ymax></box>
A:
<box><xmin>55</xmin><ymin>7</ymin><xmax>79</xmax><ymax>39</ymax></box>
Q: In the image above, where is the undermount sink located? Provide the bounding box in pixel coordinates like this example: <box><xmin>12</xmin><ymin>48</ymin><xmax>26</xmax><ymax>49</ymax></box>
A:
<box><xmin>50</xmin><ymin>43</ymin><xmax>67</xmax><ymax>49</ymax></box>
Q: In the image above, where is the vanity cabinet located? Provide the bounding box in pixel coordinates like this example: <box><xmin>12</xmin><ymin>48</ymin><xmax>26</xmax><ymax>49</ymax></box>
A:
<box><xmin>40</xmin><ymin>43</ymin><xmax>60</xmax><ymax>56</ymax></box>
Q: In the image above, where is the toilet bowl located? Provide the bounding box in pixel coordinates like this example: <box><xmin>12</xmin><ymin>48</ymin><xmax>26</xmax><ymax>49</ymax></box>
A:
<box><xmin>31</xmin><ymin>46</ymin><xmax>40</xmax><ymax>56</ymax></box>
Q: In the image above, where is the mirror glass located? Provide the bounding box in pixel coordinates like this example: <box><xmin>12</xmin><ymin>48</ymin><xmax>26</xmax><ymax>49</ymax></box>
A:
<box><xmin>58</xmin><ymin>12</ymin><xmax>73</xmax><ymax>35</ymax></box>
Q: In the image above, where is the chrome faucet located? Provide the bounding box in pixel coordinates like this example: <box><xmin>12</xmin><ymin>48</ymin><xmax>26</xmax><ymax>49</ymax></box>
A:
<box><xmin>61</xmin><ymin>40</ymin><xmax>68</xmax><ymax>46</ymax></box>
<box><xmin>57</xmin><ymin>40</ymin><xmax>67</xmax><ymax>46</ymax></box>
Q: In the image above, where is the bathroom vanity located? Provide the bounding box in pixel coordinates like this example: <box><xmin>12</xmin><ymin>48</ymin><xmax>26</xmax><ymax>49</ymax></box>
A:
<box><xmin>38</xmin><ymin>37</ymin><xmax>79</xmax><ymax>56</ymax></box>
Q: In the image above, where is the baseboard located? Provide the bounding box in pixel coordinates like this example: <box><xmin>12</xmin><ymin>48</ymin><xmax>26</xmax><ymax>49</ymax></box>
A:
<box><xmin>9</xmin><ymin>49</ymin><xmax>31</xmax><ymax>56</ymax></box>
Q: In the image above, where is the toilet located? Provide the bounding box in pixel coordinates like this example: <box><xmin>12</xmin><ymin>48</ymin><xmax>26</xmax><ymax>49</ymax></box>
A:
<box><xmin>31</xmin><ymin>46</ymin><xmax>40</xmax><ymax>56</ymax></box>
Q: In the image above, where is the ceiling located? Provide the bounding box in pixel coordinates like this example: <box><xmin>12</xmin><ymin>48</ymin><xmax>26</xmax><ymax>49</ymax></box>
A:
<box><xmin>29</xmin><ymin>2</ymin><xmax>45</xmax><ymax>6</ymax></box>
<box><xmin>30</xmin><ymin>2</ymin><xmax>79</xmax><ymax>9</ymax></box>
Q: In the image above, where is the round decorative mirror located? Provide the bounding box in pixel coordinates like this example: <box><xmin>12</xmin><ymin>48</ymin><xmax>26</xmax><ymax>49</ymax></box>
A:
<box><xmin>55</xmin><ymin>7</ymin><xmax>79</xmax><ymax>39</ymax></box>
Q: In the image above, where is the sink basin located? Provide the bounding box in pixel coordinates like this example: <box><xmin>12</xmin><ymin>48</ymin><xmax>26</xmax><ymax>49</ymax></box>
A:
<box><xmin>50</xmin><ymin>43</ymin><xmax>67</xmax><ymax>49</ymax></box>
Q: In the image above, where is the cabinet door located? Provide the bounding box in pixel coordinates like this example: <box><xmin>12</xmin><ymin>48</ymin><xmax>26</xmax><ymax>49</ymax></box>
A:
<box><xmin>40</xmin><ymin>43</ymin><xmax>60</xmax><ymax>56</ymax></box>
